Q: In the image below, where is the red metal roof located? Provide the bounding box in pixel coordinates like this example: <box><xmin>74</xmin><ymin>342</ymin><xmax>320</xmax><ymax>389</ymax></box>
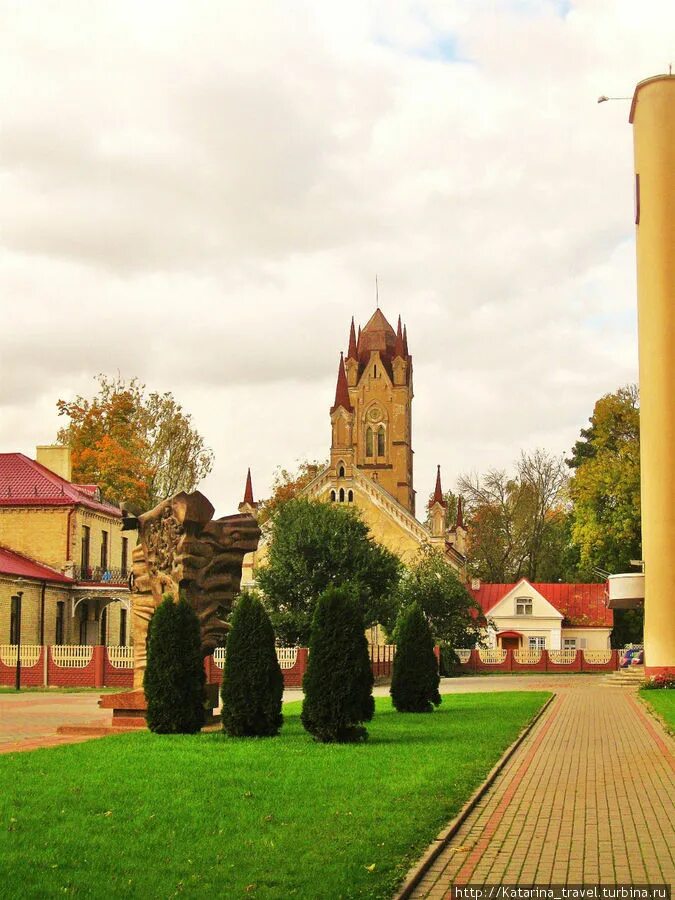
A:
<box><xmin>0</xmin><ymin>545</ymin><xmax>73</xmax><ymax>583</ymax></box>
<box><xmin>468</xmin><ymin>580</ymin><xmax>612</xmax><ymax>627</ymax></box>
<box><xmin>0</xmin><ymin>453</ymin><xmax>121</xmax><ymax>517</ymax></box>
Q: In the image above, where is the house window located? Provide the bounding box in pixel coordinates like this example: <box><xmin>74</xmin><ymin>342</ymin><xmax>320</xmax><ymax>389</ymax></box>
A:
<box><xmin>79</xmin><ymin>602</ymin><xmax>89</xmax><ymax>645</ymax></box>
<box><xmin>81</xmin><ymin>526</ymin><xmax>91</xmax><ymax>575</ymax></box>
<box><xmin>100</xmin><ymin>531</ymin><xmax>109</xmax><ymax>570</ymax></box>
<box><xmin>10</xmin><ymin>595</ymin><xmax>20</xmax><ymax>644</ymax></box>
<box><xmin>515</xmin><ymin>599</ymin><xmax>532</xmax><ymax>616</ymax></box>
<box><xmin>529</xmin><ymin>636</ymin><xmax>546</xmax><ymax>651</ymax></box>
<box><xmin>377</xmin><ymin>425</ymin><xmax>385</xmax><ymax>457</ymax></box>
<box><xmin>121</xmin><ymin>537</ymin><xmax>129</xmax><ymax>577</ymax></box>
<box><xmin>55</xmin><ymin>601</ymin><xmax>65</xmax><ymax>644</ymax></box>
<box><xmin>366</xmin><ymin>427</ymin><xmax>374</xmax><ymax>457</ymax></box>
<box><xmin>563</xmin><ymin>638</ymin><xmax>577</xmax><ymax>650</ymax></box>
<box><xmin>120</xmin><ymin>608</ymin><xmax>128</xmax><ymax>646</ymax></box>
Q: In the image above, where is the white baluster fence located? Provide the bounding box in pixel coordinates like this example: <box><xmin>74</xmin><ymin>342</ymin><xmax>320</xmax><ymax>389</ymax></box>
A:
<box><xmin>51</xmin><ymin>645</ymin><xmax>94</xmax><ymax>668</ymax></box>
<box><xmin>0</xmin><ymin>644</ymin><xmax>42</xmax><ymax>667</ymax></box>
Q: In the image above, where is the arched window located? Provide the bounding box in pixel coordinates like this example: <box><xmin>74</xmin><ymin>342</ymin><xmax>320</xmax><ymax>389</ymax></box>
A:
<box><xmin>339</xmin><ymin>488</ymin><xmax>345</xmax><ymax>503</ymax></box>
<box><xmin>338</xmin><ymin>465</ymin><xmax>345</xmax><ymax>478</ymax></box>
<box><xmin>377</xmin><ymin>425</ymin><xmax>386</xmax><ymax>457</ymax></box>
<box><xmin>348</xmin><ymin>490</ymin><xmax>354</xmax><ymax>503</ymax></box>
<box><xmin>373</xmin><ymin>364</ymin><xmax>377</xmax><ymax>378</ymax></box>
<box><xmin>330</xmin><ymin>490</ymin><xmax>336</xmax><ymax>502</ymax></box>
<box><xmin>366</xmin><ymin>427</ymin><xmax>374</xmax><ymax>457</ymax></box>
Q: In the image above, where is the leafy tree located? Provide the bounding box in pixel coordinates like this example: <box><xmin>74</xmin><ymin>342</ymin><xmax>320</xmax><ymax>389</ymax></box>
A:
<box><xmin>568</xmin><ymin>386</ymin><xmax>641</xmax><ymax>577</ymax></box>
<box><xmin>301</xmin><ymin>584</ymin><xmax>374</xmax><ymax>743</ymax></box>
<box><xmin>257</xmin><ymin>458</ymin><xmax>327</xmax><ymax>526</ymax></box>
<box><xmin>385</xmin><ymin>546</ymin><xmax>483</xmax><ymax>646</ymax></box>
<box><xmin>458</xmin><ymin>449</ymin><xmax>569</xmax><ymax>582</ymax></box>
<box><xmin>256</xmin><ymin>498</ymin><xmax>401</xmax><ymax>645</ymax></box>
<box><xmin>610</xmin><ymin>607</ymin><xmax>644</xmax><ymax>649</ymax></box>
<box><xmin>57</xmin><ymin>374</ymin><xmax>214</xmax><ymax>508</ymax></box>
<box><xmin>144</xmin><ymin>595</ymin><xmax>206</xmax><ymax>734</ymax></box>
<box><xmin>390</xmin><ymin>602</ymin><xmax>441</xmax><ymax>713</ymax></box>
<box><xmin>220</xmin><ymin>591</ymin><xmax>284</xmax><ymax>737</ymax></box>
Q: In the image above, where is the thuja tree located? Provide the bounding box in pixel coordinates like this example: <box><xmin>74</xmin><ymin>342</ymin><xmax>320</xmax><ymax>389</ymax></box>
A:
<box><xmin>301</xmin><ymin>584</ymin><xmax>374</xmax><ymax>743</ymax></box>
<box><xmin>390</xmin><ymin>602</ymin><xmax>441</xmax><ymax>713</ymax></box>
<box><xmin>221</xmin><ymin>590</ymin><xmax>284</xmax><ymax>737</ymax></box>
<box><xmin>144</xmin><ymin>594</ymin><xmax>206</xmax><ymax>734</ymax></box>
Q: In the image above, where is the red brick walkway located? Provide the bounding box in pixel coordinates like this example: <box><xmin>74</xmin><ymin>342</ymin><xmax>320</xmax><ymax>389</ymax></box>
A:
<box><xmin>409</xmin><ymin>683</ymin><xmax>675</xmax><ymax>895</ymax></box>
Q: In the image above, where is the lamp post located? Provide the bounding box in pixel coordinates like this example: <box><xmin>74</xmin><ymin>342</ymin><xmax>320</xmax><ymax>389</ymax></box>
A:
<box><xmin>12</xmin><ymin>591</ymin><xmax>23</xmax><ymax>691</ymax></box>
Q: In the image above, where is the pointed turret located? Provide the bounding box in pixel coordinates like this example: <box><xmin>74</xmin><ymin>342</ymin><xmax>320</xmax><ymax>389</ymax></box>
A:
<box><xmin>403</xmin><ymin>324</ymin><xmax>409</xmax><ymax>358</ymax></box>
<box><xmin>238</xmin><ymin>468</ymin><xmax>259</xmax><ymax>515</ymax></box>
<box><xmin>456</xmin><ymin>495</ymin><xmax>464</xmax><ymax>529</ymax></box>
<box><xmin>347</xmin><ymin>317</ymin><xmax>358</xmax><ymax>360</ymax></box>
<box><xmin>430</xmin><ymin>464</ymin><xmax>448</xmax><ymax>508</ymax></box>
<box><xmin>394</xmin><ymin>315</ymin><xmax>405</xmax><ymax>358</ymax></box>
<box><xmin>331</xmin><ymin>353</ymin><xmax>353</xmax><ymax>414</ymax></box>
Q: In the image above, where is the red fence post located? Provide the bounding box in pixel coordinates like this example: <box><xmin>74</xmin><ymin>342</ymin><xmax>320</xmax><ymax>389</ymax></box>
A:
<box><xmin>93</xmin><ymin>646</ymin><xmax>105</xmax><ymax>688</ymax></box>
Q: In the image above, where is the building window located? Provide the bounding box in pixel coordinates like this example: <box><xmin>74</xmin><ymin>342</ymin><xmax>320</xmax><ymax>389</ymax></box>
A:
<box><xmin>529</xmin><ymin>636</ymin><xmax>546</xmax><ymax>651</ymax></box>
<box><xmin>81</xmin><ymin>526</ymin><xmax>91</xmax><ymax>575</ymax></box>
<box><xmin>563</xmin><ymin>638</ymin><xmax>577</xmax><ymax>650</ymax></box>
<box><xmin>338</xmin><ymin>464</ymin><xmax>345</xmax><ymax>478</ymax></box>
<box><xmin>515</xmin><ymin>599</ymin><xmax>532</xmax><ymax>616</ymax></box>
<box><xmin>330</xmin><ymin>490</ymin><xmax>336</xmax><ymax>502</ymax></box>
<box><xmin>366</xmin><ymin>427</ymin><xmax>374</xmax><ymax>458</ymax></box>
<box><xmin>377</xmin><ymin>425</ymin><xmax>385</xmax><ymax>457</ymax></box>
<box><xmin>10</xmin><ymin>595</ymin><xmax>20</xmax><ymax>644</ymax></box>
<box><xmin>79</xmin><ymin>602</ymin><xmax>89</xmax><ymax>645</ymax></box>
<box><xmin>55</xmin><ymin>601</ymin><xmax>65</xmax><ymax>644</ymax></box>
<box><xmin>120</xmin><ymin>608</ymin><xmax>128</xmax><ymax>646</ymax></box>
<box><xmin>100</xmin><ymin>531</ymin><xmax>109</xmax><ymax>571</ymax></box>
<box><xmin>348</xmin><ymin>490</ymin><xmax>354</xmax><ymax>503</ymax></box>
<box><xmin>339</xmin><ymin>488</ymin><xmax>345</xmax><ymax>502</ymax></box>
<box><xmin>121</xmin><ymin>537</ymin><xmax>129</xmax><ymax>577</ymax></box>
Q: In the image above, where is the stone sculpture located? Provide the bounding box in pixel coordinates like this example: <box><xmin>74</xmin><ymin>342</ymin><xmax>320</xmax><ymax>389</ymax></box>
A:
<box><xmin>128</xmin><ymin>490</ymin><xmax>260</xmax><ymax>689</ymax></box>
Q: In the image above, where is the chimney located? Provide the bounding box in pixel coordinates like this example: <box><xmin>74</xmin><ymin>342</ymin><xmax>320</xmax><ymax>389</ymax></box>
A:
<box><xmin>36</xmin><ymin>445</ymin><xmax>72</xmax><ymax>482</ymax></box>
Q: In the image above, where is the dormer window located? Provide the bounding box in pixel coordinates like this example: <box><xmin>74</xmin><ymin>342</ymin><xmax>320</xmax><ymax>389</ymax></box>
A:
<box><xmin>515</xmin><ymin>599</ymin><xmax>532</xmax><ymax>616</ymax></box>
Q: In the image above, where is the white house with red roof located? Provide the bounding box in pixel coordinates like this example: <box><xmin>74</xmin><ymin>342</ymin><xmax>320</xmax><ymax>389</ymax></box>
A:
<box><xmin>469</xmin><ymin>578</ymin><xmax>613</xmax><ymax>652</ymax></box>
<box><xmin>0</xmin><ymin>446</ymin><xmax>131</xmax><ymax>647</ymax></box>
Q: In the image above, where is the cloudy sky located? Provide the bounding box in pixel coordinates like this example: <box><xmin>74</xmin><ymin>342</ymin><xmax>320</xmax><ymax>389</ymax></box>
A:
<box><xmin>1</xmin><ymin>1</ymin><xmax>671</xmax><ymax>515</ymax></box>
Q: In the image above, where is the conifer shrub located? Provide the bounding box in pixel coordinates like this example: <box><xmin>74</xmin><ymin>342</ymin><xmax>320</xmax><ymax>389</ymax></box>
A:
<box><xmin>390</xmin><ymin>602</ymin><xmax>442</xmax><ymax>713</ymax></box>
<box><xmin>301</xmin><ymin>583</ymin><xmax>374</xmax><ymax>743</ymax></box>
<box><xmin>220</xmin><ymin>590</ymin><xmax>284</xmax><ymax>737</ymax></box>
<box><xmin>144</xmin><ymin>594</ymin><xmax>206</xmax><ymax>734</ymax></box>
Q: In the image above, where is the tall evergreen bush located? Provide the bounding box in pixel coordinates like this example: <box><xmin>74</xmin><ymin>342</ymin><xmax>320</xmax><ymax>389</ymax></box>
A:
<box><xmin>390</xmin><ymin>602</ymin><xmax>441</xmax><ymax>713</ymax></box>
<box><xmin>144</xmin><ymin>594</ymin><xmax>206</xmax><ymax>734</ymax></box>
<box><xmin>221</xmin><ymin>591</ymin><xmax>284</xmax><ymax>737</ymax></box>
<box><xmin>301</xmin><ymin>584</ymin><xmax>374</xmax><ymax>743</ymax></box>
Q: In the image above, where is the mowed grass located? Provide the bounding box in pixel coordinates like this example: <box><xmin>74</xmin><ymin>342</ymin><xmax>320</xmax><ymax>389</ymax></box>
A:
<box><xmin>639</xmin><ymin>689</ymin><xmax>675</xmax><ymax>731</ymax></box>
<box><xmin>0</xmin><ymin>692</ymin><xmax>548</xmax><ymax>899</ymax></box>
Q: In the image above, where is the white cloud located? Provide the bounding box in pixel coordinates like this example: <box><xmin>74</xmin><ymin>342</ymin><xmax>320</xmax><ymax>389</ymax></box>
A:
<box><xmin>0</xmin><ymin>0</ymin><xmax>667</xmax><ymax>513</ymax></box>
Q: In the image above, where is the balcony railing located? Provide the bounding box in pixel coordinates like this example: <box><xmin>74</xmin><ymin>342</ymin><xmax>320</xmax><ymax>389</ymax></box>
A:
<box><xmin>72</xmin><ymin>566</ymin><xmax>129</xmax><ymax>585</ymax></box>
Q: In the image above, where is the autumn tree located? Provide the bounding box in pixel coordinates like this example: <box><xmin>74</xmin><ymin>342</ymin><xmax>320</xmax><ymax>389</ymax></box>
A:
<box><xmin>459</xmin><ymin>449</ymin><xmax>569</xmax><ymax>582</ymax></box>
<box><xmin>57</xmin><ymin>375</ymin><xmax>214</xmax><ymax>509</ymax></box>
<box><xmin>568</xmin><ymin>385</ymin><xmax>641</xmax><ymax>578</ymax></box>
<box><xmin>256</xmin><ymin>458</ymin><xmax>327</xmax><ymax>526</ymax></box>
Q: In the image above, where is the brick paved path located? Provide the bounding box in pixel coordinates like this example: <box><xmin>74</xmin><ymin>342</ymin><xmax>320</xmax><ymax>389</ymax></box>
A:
<box><xmin>410</xmin><ymin>683</ymin><xmax>675</xmax><ymax>895</ymax></box>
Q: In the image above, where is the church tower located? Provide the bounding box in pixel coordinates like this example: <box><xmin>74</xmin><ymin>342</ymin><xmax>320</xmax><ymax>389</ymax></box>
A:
<box><xmin>329</xmin><ymin>309</ymin><xmax>415</xmax><ymax>514</ymax></box>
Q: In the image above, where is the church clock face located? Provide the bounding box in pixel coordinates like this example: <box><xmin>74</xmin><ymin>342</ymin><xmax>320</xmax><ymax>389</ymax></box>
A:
<box><xmin>367</xmin><ymin>406</ymin><xmax>383</xmax><ymax>423</ymax></box>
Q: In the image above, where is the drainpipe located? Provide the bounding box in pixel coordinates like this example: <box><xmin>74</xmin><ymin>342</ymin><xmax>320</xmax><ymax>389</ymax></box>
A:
<box><xmin>65</xmin><ymin>506</ymin><xmax>76</xmax><ymax>563</ymax></box>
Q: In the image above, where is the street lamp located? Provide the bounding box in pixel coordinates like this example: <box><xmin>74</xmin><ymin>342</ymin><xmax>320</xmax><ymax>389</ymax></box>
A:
<box><xmin>11</xmin><ymin>591</ymin><xmax>23</xmax><ymax>691</ymax></box>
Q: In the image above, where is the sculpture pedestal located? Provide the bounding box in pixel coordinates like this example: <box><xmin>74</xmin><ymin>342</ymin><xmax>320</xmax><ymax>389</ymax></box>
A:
<box><xmin>98</xmin><ymin>685</ymin><xmax>220</xmax><ymax>729</ymax></box>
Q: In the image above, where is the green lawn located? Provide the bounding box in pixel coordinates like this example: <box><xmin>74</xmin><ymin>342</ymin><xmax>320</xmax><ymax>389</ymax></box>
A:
<box><xmin>0</xmin><ymin>692</ymin><xmax>548</xmax><ymax>899</ymax></box>
<box><xmin>639</xmin><ymin>689</ymin><xmax>675</xmax><ymax>732</ymax></box>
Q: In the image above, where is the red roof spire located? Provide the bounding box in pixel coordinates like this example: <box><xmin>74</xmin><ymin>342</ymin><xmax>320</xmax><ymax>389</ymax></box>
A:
<box><xmin>456</xmin><ymin>495</ymin><xmax>464</xmax><ymax>528</ymax></box>
<box><xmin>431</xmin><ymin>465</ymin><xmax>448</xmax><ymax>508</ymax></box>
<box><xmin>394</xmin><ymin>315</ymin><xmax>405</xmax><ymax>358</ymax></box>
<box><xmin>331</xmin><ymin>353</ymin><xmax>353</xmax><ymax>414</ymax></box>
<box><xmin>403</xmin><ymin>324</ymin><xmax>409</xmax><ymax>358</ymax></box>
<box><xmin>243</xmin><ymin>468</ymin><xmax>254</xmax><ymax>506</ymax></box>
<box><xmin>347</xmin><ymin>316</ymin><xmax>358</xmax><ymax>360</ymax></box>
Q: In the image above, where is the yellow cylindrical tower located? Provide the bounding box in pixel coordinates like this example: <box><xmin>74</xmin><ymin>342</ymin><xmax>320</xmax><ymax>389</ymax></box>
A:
<box><xmin>630</xmin><ymin>74</ymin><xmax>675</xmax><ymax>676</ymax></box>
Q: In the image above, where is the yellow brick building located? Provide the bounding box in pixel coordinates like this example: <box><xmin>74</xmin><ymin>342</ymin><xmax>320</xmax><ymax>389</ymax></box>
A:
<box><xmin>0</xmin><ymin>446</ymin><xmax>131</xmax><ymax>646</ymax></box>
<box><xmin>241</xmin><ymin>308</ymin><xmax>466</xmax><ymax>588</ymax></box>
